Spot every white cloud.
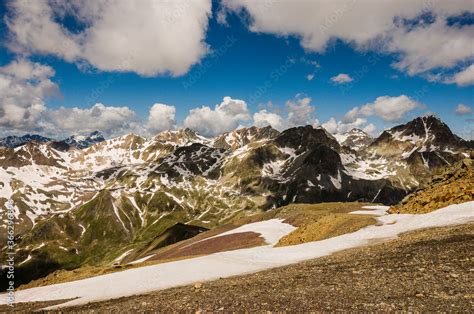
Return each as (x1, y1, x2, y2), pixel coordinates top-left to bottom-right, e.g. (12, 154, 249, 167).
(330, 73, 353, 84)
(286, 96, 317, 127)
(146, 103, 177, 134)
(344, 95, 421, 122)
(321, 117, 338, 134)
(6, 0, 212, 77)
(0, 58, 55, 80)
(253, 109, 285, 130)
(306, 73, 314, 81)
(388, 20, 474, 75)
(455, 103, 472, 115)
(449, 64, 474, 87)
(47, 103, 138, 137)
(252, 95, 318, 130)
(0, 59, 58, 132)
(0, 59, 171, 137)
(323, 95, 420, 136)
(183, 96, 251, 136)
(362, 123, 376, 135)
(222, 0, 473, 80)
(5, 1, 81, 61)
(322, 117, 370, 135)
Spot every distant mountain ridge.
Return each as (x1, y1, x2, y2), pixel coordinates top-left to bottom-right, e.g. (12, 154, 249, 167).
(0, 134, 51, 148)
(0, 131, 105, 149)
(335, 128, 374, 151)
(63, 131, 106, 149)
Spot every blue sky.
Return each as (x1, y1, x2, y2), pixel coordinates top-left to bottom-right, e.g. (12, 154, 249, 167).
(0, 0, 472, 139)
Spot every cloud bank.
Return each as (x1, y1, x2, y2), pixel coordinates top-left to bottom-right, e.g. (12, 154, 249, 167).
(222, 0, 474, 85)
(6, 0, 212, 76)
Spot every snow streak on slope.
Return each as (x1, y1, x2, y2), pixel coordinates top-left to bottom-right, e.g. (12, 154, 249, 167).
(190, 219, 296, 246)
(2, 201, 472, 309)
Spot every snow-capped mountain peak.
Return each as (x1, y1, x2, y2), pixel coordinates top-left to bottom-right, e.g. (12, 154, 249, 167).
(334, 128, 374, 151)
(214, 126, 280, 150)
(0, 134, 51, 148)
(64, 131, 106, 149)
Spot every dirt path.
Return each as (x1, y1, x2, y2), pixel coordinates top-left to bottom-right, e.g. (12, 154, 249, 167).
(4, 223, 473, 312)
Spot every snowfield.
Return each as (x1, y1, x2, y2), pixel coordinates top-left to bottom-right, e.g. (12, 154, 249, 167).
(349, 205, 389, 216)
(186, 219, 296, 247)
(1, 201, 473, 309)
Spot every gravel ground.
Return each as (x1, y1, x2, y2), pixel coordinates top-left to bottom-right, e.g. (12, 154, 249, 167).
(4, 223, 473, 312)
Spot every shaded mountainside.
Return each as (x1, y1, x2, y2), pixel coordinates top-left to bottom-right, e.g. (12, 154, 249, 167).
(390, 156, 474, 214)
(0, 116, 470, 289)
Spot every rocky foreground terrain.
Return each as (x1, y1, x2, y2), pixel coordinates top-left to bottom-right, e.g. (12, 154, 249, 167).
(4, 223, 472, 312)
(391, 156, 474, 214)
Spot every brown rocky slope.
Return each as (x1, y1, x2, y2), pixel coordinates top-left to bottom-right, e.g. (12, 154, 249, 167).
(390, 155, 473, 214)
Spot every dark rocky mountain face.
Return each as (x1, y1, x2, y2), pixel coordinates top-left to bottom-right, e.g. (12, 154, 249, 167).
(370, 115, 465, 155)
(0, 118, 470, 289)
(275, 125, 341, 153)
(365, 115, 469, 186)
(63, 131, 106, 149)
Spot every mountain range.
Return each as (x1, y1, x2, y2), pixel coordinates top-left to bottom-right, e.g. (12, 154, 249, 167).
(0, 131, 105, 149)
(0, 115, 471, 289)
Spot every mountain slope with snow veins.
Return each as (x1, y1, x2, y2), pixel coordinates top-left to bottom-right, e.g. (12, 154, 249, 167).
(0, 115, 471, 289)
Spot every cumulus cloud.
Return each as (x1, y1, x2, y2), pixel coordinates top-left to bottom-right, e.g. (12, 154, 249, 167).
(183, 96, 251, 136)
(0, 58, 56, 80)
(448, 64, 474, 87)
(0, 59, 167, 137)
(5, 1, 81, 61)
(330, 73, 353, 84)
(322, 117, 373, 135)
(322, 95, 421, 136)
(6, 0, 212, 76)
(455, 104, 472, 115)
(47, 103, 138, 137)
(388, 20, 474, 75)
(146, 103, 177, 134)
(362, 123, 376, 135)
(253, 109, 285, 130)
(344, 95, 421, 122)
(286, 96, 317, 127)
(306, 73, 315, 81)
(222, 0, 473, 80)
(0, 59, 58, 133)
(252, 95, 318, 131)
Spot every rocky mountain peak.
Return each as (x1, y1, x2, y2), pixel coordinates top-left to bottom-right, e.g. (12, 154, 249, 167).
(348, 128, 370, 136)
(0, 141, 66, 169)
(0, 134, 52, 148)
(214, 126, 280, 150)
(64, 131, 105, 149)
(335, 128, 374, 151)
(153, 128, 210, 146)
(275, 125, 340, 152)
(369, 115, 466, 158)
